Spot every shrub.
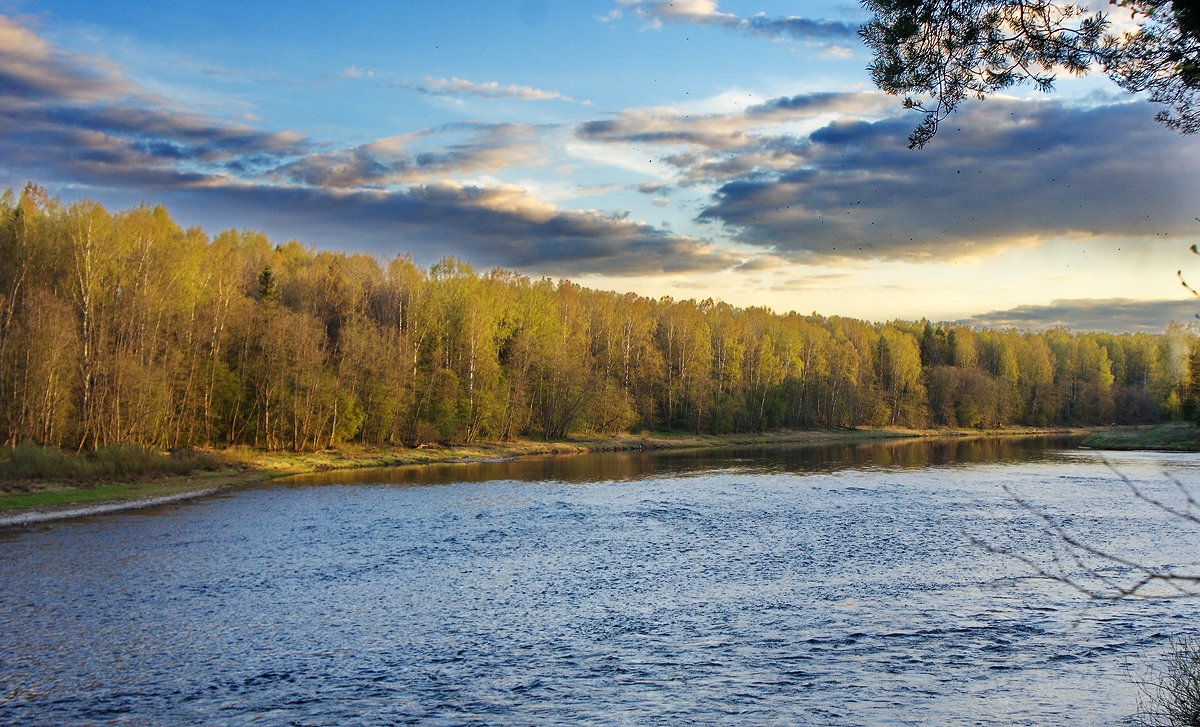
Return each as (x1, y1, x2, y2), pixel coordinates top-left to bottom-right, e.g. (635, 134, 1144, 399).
(166, 447, 223, 474)
(0, 442, 226, 481)
(0, 441, 81, 479)
(92, 443, 160, 477)
(1137, 637, 1200, 727)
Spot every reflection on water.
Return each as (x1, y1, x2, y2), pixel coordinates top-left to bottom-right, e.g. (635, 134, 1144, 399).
(280, 434, 1085, 487)
(0, 435, 1195, 727)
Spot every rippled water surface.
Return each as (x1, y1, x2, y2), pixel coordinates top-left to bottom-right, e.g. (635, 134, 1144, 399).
(2, 438, 1199, 725)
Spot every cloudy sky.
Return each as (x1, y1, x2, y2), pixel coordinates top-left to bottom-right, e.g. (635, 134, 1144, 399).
(2, 0, 1199, 332)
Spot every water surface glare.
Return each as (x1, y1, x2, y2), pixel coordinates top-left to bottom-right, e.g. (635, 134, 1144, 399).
(1, 438, 1198, 725)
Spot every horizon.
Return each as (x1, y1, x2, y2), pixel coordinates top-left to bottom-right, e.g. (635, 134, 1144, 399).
(2, 1, 1199, 332)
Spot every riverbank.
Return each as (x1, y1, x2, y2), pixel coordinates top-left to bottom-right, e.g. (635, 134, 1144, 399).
(0, 427, 1075, 526)
(1079, 422, 1200, 451)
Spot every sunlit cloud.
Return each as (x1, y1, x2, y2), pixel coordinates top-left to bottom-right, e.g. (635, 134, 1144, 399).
(635, 0, 738, 26)
(0, 15, 134, 103)
(275, 124, 549, 188)
(401, 76, 581, 103)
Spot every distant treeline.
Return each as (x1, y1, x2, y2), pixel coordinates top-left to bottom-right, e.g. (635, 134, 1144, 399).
(2, 184, 1198, 451)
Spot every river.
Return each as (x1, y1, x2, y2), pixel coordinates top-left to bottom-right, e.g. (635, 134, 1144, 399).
(1, 437, 1197, 725)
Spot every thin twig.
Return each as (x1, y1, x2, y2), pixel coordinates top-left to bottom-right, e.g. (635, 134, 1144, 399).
(970, 479, 1200, 600)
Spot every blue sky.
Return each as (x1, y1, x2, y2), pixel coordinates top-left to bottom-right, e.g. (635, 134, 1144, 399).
(3, 0, 1200, 331)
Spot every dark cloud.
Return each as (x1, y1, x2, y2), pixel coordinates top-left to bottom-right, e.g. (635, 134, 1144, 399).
(577, 89, 1200, 264)
(742, 16, 860, 42)
(629, 1, 859, 43)
(697, 100, 1200, 261)
(957, 298, 1200, 333)
(161, 182, 743, 276)
(745, 92, 888, 118)
(578, 113, 751, 151)
(637, 181, 670, 194)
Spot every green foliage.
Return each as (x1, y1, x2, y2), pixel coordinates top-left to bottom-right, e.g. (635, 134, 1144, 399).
(0, 188, 1195, 451)
(861, 0, 1199, 146)
(861, 0, 1106, 147)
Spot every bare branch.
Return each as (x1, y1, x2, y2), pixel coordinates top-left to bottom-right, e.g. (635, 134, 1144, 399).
(970, 480, 1200, 600)
(1104, 460, 1200, 526)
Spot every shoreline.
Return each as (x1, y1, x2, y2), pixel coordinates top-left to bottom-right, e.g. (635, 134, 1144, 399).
(0, 486, 227, 528)
(0, 427, 1083, 528)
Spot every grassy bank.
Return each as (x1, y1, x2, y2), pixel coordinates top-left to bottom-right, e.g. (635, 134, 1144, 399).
(1080, 422, 1200, 451)
(0, 427, 1064, 517)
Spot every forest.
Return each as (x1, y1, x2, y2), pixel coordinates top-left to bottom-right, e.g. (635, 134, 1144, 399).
(1, 183, 1197, 452)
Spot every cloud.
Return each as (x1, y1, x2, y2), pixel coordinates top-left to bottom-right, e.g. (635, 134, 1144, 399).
(0, 15, 134, 103)
(635, 0, 738, 26)
(577, 92, 893, 182)
(733, 254, 790, 273)
(579, 85, 1200, 265)
(337, 65, 375, 79)
(958, 298, 1200, 333)
(0, 15, 740, 279)
(696, 99, 1200, 262)
(0, 15, 308, 189)
(765, 272, 858, 291)
(742, 14, 862, 42)
(625, 0, 860, 42)
(174, 182, 744, 276)
(401, 76, 578, 102)
(275, 124, 549, 188)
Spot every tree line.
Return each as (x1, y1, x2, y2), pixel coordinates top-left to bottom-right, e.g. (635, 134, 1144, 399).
(1, 184, 1197, 452)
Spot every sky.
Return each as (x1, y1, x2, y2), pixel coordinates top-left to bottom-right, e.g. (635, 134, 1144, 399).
(2, 0, 1199, 332)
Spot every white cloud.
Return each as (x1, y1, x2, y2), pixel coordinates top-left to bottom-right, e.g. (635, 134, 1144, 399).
(403, 76, 577, 102)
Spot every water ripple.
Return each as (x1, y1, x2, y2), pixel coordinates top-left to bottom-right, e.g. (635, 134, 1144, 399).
(0, 440, 1197, 725)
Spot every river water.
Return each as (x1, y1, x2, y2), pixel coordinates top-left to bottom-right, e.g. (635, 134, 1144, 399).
(1, 437, 1198, 725)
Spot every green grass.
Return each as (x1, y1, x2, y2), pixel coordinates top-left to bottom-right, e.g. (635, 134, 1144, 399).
(0, 443, 242, 514)
(1081, 423, 1200, 451)
(0, 469, 251, 511)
